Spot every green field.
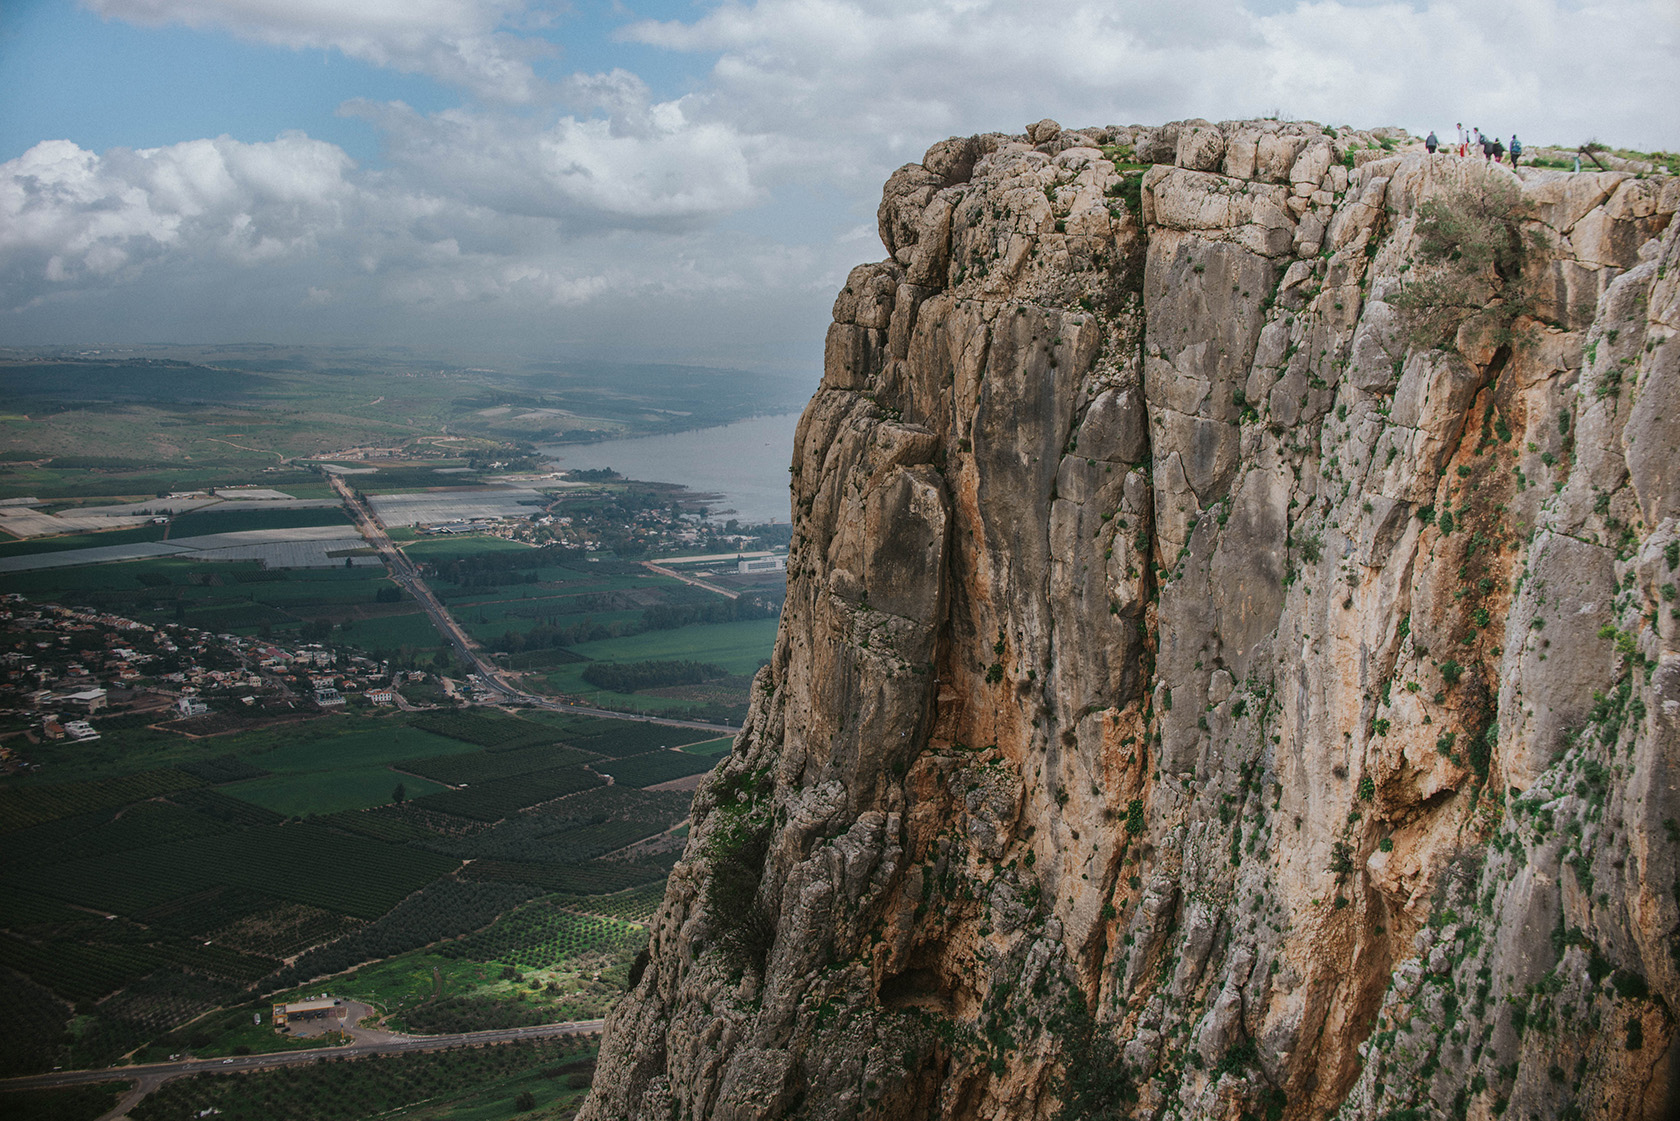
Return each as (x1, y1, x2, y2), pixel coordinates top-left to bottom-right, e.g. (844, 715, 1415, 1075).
(0, 523, 170, 558)
(224, 766, 450, 816)
(0, 700, 694, 1076)
(0, 346, 804, 1086)
(534, 616, 777, 717)
(242, 722, 480, 777)
(5, 823, 461, 918)
(518, 713, 716, 756)
(396, 743, 595, 786)
(0, 556, 424, 651)
(124, 1036, 598, 1121)
(0, 1082, 127, 1121)
(681, 736, 735, 756)
(564, 616, 778, 673)
(594, 750, 715, 788)
(559, 882, 670, 924)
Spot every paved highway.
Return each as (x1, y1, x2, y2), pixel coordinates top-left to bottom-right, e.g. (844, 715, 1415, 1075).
(329, 475, 738, 737)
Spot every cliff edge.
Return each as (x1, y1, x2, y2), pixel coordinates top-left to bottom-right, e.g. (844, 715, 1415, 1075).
(581, 117, 1680, 1121)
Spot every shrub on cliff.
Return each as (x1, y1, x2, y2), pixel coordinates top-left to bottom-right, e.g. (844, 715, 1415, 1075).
(1392, 172, 1545, 346)
(702, 766, 776, 976)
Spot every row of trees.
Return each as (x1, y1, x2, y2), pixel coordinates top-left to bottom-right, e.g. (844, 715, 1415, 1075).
(579, 659, 730, 693)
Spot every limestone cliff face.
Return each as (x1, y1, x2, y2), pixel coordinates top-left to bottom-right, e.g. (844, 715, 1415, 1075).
(581, 119, 1680, 1121)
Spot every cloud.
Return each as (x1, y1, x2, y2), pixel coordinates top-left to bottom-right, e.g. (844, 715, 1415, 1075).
(345, 75, 765, 228)
(0, 133, 358, 293)
(624, 0, 1680, 160)
(0, 130, 833, 366)
(10, 0, 1677, 366)
(82, 0, 551, 102)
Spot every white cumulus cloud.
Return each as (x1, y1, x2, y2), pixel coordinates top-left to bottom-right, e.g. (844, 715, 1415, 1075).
(346, 74, 765, 229)
(8, 0, 1676, 364)
(82, 0, 551, 102)
(0, 132, 358, 294)
(624, 0, 1680, 165)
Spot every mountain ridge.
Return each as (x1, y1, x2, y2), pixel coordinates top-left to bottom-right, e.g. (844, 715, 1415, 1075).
(581, 117, 1679, 1121)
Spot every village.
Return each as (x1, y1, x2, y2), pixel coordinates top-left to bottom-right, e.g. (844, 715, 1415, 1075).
(0, 595, 440, 768)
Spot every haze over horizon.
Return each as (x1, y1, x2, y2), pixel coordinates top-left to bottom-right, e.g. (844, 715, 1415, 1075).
(3, 0, 1676, 374)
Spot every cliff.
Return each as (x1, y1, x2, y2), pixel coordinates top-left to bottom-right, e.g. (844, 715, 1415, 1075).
(581, 118, 1680, 1121)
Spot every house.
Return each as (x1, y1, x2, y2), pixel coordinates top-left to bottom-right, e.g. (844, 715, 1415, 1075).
(177, 695, 209, 717)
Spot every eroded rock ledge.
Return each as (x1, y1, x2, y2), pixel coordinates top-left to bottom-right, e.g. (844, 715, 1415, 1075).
(581, 118, 1679, 1121)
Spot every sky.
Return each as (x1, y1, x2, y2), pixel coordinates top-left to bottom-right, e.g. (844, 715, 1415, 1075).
(1, 0, 1676, 375)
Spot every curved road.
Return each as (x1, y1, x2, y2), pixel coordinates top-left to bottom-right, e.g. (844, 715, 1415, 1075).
(329, 475, 737, 736)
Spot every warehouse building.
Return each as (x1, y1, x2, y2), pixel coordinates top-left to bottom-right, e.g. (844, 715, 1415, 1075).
(272, 997, 343, 1030)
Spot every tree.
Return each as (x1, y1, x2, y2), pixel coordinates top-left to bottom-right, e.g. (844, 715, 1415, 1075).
(1391, 170, 1545, 347)
(392, 782, 406, 804)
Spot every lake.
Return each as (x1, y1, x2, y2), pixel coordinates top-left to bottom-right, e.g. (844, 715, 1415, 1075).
(541, 411, 804, 524)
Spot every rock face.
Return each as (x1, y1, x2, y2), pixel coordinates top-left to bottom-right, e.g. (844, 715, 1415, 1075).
(581, 119, 1680, 1121)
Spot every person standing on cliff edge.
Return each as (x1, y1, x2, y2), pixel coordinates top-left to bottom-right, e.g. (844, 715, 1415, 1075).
(1456, 122, 1466, 155)
(1509, 135, 1522, 166)
(1426, 130, 1439, 154)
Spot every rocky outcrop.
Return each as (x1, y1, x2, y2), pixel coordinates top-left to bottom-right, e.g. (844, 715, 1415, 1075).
(581, 119, 1679, 1121)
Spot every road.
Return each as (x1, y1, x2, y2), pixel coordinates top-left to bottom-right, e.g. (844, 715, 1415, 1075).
(329, 475, 739, 737)
(1, 1018, 605, 1103)
(641, 560, 740, 600)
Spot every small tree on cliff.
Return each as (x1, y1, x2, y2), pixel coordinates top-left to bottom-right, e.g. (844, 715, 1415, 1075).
(1391, 170, 1545, 348)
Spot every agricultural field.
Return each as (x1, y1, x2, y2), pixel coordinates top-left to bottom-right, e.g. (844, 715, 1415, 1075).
(558, 882, 670, 924)
(0, 707, 704, 1076)
(533, 616, 778, 723)
(0, 1082, 128, 1121)
(122, 1036, 599, 1121)
(593, 750, 716, 788)
(0, 554, 422, 655)
(0, 348, 792, 1088)
(681, 736, 736, 757)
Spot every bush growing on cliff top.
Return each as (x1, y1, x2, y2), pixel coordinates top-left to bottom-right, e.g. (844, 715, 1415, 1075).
(1392, 172, 1545, 346)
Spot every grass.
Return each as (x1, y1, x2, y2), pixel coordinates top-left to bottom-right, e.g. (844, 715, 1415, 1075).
(535, 616, 777, 714)
(5, 822, 460, 919)
(593, 751, 714, 788)
(561, 616, 777, 673)
(518, 713, 714, 755)
(245, 722, 480, 776)
(224, 766, 450, 816)
(680, 736, 734, 757)
(132, 1000, 348, 1063)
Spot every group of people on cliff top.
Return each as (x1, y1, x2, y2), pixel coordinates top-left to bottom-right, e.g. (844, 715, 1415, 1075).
(1423, 123, 1522, 166)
